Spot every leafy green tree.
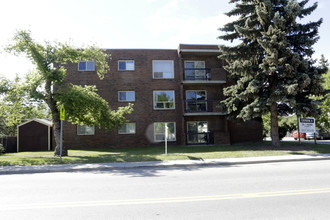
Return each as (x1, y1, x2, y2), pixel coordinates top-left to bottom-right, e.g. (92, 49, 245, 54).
(218, 0, 327, 147)
(0, 75, 49, 137)
(6, 30, 133, 156)
(317, 68, 330, 131)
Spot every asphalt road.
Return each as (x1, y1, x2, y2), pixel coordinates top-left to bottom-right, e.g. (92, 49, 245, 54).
(2, 160, 330, 219)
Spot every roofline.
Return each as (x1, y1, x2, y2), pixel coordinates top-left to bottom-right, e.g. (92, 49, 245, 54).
(179, 49, 221, 53)
(18, 118, 53, 128)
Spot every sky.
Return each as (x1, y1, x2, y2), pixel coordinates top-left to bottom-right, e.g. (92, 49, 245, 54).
(1, 0, 329, 79)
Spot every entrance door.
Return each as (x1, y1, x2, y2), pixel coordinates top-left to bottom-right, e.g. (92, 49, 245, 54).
(187, 121, 208, 144)
(185, 61, 205, 80)
(186, 90, 207, 112)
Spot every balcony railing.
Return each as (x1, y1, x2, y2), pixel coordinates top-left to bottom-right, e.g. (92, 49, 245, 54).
(187, 131, 214, 145)
(185, 100, 213, 113)
(184, 68, 211, 81)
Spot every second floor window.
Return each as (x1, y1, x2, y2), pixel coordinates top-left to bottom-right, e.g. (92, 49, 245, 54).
(153, 60, 174, 79)
(153, 91, 175, 109)
(78, 61, 95, 71)
(118, 60, 135, 71)
(118, 91, 135, 102)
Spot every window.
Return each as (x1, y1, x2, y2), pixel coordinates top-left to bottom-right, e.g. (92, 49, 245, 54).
(78, 61, 95, 71)
(184, 61, 206, 80)
(119, 123, 136, 134)
(187, 121, 208, 144)
(153, 60, 174, 79)
(118, 91, 135, 102)
(153, 91, 175, 109)
(77, 125, 95, 135)
(186, 90, 207, 112)
(154, 122, 176, 142)
(118, 60, 135, 71)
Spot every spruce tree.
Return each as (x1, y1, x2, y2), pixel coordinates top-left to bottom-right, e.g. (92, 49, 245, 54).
(218, 0, 327, 147)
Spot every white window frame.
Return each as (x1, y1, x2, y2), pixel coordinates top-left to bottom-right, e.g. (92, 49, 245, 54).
(118, 60, 135, 71)
(118, 91, 135, 102)
(118, 123, 136, 134)
(78, 61, 95, 71)
(153, 90, 175, 110)
(77, 125, 95, 135)
(154, 122, 176, 142)
(152, 60, 174, 79)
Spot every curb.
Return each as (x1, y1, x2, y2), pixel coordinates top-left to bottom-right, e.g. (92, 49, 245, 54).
(1, 154, 330, 175)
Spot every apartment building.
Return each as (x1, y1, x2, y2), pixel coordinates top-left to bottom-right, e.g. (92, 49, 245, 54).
(63, 44, 263, 148)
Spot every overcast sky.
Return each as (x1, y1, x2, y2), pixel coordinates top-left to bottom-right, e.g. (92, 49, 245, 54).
(1, 0, 329, 79)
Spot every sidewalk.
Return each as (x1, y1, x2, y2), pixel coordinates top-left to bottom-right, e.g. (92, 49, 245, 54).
(2, 153, 330, 175)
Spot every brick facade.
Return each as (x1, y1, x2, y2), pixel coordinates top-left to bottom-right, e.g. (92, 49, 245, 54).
(63, 44, 263, 149)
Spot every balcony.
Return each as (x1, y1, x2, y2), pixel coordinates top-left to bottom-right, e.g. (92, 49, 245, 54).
(187, 131, 214, 145)
(183, 68, 226, 84)
(184, 100, 226, 116)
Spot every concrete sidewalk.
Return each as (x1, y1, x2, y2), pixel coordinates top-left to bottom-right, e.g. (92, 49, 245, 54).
(1, 153, 330, 175)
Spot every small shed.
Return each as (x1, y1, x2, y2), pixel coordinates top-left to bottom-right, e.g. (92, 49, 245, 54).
(17, 118, 53, 152)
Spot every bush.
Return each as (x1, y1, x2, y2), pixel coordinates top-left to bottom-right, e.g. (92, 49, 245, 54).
(0, 143, 5, 155)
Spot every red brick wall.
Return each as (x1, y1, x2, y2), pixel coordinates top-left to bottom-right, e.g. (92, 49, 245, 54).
(63, 49, 184, 148)
(62, 45, 263, 149)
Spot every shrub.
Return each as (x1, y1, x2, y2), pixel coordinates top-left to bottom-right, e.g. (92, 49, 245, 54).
(0, 143, 5, 155)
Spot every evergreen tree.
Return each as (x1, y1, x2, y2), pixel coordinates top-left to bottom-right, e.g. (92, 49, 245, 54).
(218, 0, 327, 146)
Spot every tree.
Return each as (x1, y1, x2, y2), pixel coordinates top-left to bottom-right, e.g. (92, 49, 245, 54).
(218, 0, 327, 147)
(0, 75, 49, 137)
(316, 68, 330, 130)
(6, 30, 133, 156)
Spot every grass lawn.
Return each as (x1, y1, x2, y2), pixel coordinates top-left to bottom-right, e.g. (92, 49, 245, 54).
(1, 141, 330, 166)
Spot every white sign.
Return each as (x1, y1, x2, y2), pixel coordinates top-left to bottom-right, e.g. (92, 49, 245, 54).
(299, 117, 316, 133)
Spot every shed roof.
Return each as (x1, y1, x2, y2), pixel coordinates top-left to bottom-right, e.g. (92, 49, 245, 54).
(18, 118, 53, 128)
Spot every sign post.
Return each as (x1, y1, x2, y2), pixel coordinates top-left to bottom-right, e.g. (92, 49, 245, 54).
(60, 105, 65, 163)
(165, 123, 168, 155)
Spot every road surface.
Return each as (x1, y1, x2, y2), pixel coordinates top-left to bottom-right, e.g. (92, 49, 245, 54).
(2, 160, 330, 219)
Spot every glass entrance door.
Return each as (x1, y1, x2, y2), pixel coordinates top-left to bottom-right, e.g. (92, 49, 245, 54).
(187, 121, 208, 144)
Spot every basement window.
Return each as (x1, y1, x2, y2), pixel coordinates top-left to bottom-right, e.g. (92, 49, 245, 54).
(77, 125, 95, 135)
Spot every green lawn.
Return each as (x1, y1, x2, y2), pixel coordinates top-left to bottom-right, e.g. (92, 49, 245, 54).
(1, 141, 330, 166)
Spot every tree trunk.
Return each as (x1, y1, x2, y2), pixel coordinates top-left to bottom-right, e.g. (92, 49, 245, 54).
(53, 115, 68, 156)
(45, 80, 68, 156)
(270, 102, 281, 147)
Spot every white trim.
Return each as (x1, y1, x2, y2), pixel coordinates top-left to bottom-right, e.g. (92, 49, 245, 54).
(153, 90, 175, 110)
(48, 126, 51, 151)
(118, 60, 135, 71)
(118, 123, 136, 134)
(183, 80, 226, 84)
(17, 126, 19, 152)
(152, 60, 174, 79)
(17, 118, 53, 128)
(118, 91, 135, 102)
(180, 49, 220, 53)
(154, 122, 176, 142)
